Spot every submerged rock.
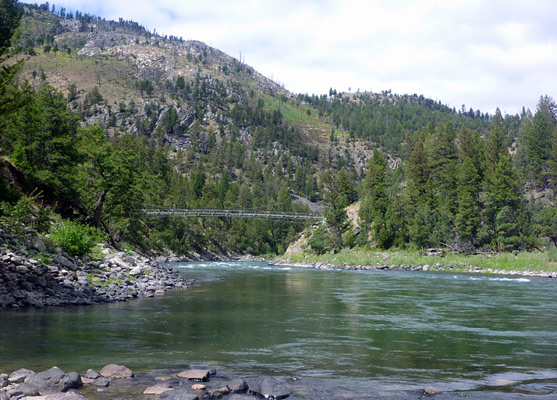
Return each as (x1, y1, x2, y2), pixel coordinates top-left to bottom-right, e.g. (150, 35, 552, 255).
(144, 385, 174, 395)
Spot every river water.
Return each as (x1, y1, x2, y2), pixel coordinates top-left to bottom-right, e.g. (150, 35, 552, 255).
(1, 261, 557, 398)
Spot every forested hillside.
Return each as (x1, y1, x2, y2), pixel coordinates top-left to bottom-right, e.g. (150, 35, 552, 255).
(1, 0, 556, 258)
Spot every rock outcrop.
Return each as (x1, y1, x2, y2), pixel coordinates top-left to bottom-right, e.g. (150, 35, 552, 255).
(0, 228, 193, 310)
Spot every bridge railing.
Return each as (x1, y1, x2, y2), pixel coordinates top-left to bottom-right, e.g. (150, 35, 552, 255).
(141, 208, 324, 221)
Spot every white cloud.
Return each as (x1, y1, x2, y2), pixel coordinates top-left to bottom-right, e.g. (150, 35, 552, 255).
(51, 0, 557, 114)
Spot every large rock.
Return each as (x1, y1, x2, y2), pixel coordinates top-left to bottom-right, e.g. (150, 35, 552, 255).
(52, 255, 76, 271)
(227, 378, 248, 393)
(21, 391, 88, 399)
(99, 364, 134, 378)
(0, 373, 8, 388)
(8, 382, 41, 397)
(249, 376, 290, 399)
(176, 369, 210, 381)
(155, 389, 199, 400)
(25, 367, 81, 395)
(8, 368, 35, 384)
(228, 395, 259, 400)
(83, 369, 100, 380)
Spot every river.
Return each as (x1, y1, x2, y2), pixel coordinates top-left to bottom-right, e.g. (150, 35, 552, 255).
(1, 261, 557, 398)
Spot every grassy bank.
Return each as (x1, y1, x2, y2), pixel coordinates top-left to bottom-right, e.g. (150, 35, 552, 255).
(283, 247, 557, 274)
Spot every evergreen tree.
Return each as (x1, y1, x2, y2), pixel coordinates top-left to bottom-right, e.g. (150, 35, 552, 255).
(483, 153, 525, 248)
(359, 150, 393, 248)
(428, 122, 457, 211)
(526, 108, 553, 188)
(485, 108, 507, 172)
(455, 157, 480, 248)
(406, 139, 430, 205)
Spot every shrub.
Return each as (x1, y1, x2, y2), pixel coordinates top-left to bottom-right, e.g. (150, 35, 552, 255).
(0, 198, 31, 233)
(49, 219, 104, 256)
(308, 225, 332, 255)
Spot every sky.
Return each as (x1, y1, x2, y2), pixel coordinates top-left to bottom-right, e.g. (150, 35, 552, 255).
(47, 0, 557, 115)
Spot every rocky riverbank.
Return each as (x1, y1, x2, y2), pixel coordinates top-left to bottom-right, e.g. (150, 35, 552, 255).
(0, 228, 193, 310)
(1, 363, 448, 400)
(0, 364, 297, 400)
(271, 259, 557, 278)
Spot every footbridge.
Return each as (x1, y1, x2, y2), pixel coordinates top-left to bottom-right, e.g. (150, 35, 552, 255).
(141, 208, 324, 222)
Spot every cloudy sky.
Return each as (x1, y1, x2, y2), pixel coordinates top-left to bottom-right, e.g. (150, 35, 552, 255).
(48, 0, 557, 115)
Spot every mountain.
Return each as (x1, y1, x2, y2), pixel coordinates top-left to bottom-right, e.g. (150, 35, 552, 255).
(3, 2, 553, 257)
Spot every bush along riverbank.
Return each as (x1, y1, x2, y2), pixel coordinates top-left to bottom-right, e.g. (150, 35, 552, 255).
(0, 228, 193, 310)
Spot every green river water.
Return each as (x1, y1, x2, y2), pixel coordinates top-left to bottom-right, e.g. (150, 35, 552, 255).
(1, 261, 557, 398)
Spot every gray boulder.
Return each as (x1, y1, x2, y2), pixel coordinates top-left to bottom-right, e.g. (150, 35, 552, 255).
(155, 389, 199, 400)
(91, 377, 109, 387)
(83, 369, 100, 380)
(22, 391, 88, 399)
(9, 368, 35, 384)
(25, 367, 81, 395)
(8, 382, 40, 397)
(52, 255, 76, 270)
(0, 373, 8, 388)
(249, 376, 290, 399)
(227, 378, 248, 393)
(228, 395, 259, 400)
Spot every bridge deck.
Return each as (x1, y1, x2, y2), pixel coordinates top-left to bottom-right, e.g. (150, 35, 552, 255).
(142, 208, 323, 221)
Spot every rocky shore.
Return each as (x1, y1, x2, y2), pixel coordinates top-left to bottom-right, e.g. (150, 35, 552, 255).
(0, 364, 299, 400)
(0, 228, 193, 310)
(0, 364, 448, 400)
(271, 259, 557, 278)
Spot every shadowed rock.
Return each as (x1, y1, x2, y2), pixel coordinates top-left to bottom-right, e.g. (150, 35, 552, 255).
(8, 368, 35, 384)
(249, 376, 290, 399)
(155, 388, 199, 400)
(227, 378, 248, 393)
(25, 367, 81, 395)
(228, 395, 259, 400)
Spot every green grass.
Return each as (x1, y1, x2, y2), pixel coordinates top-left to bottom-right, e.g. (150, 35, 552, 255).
(284, 247, 557, 274)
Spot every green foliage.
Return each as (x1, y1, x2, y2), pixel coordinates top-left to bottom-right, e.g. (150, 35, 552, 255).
(0, 0, 23, 56)
(0, 197, 31, 233)
(308, 225, 333, 255)
(49, 218, 104, 256)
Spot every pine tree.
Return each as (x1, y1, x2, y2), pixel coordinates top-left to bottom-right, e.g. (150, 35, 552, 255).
(428, 122, 457, 211)
(526, 109, 553, 188)
(457, 126, 484, 179)
(359, 150, 392, 248)
(406, 139, 430, 205)
(483, 152, 524, 248)
(455, 157, 480, 247)
(485, 108, 507, 172)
